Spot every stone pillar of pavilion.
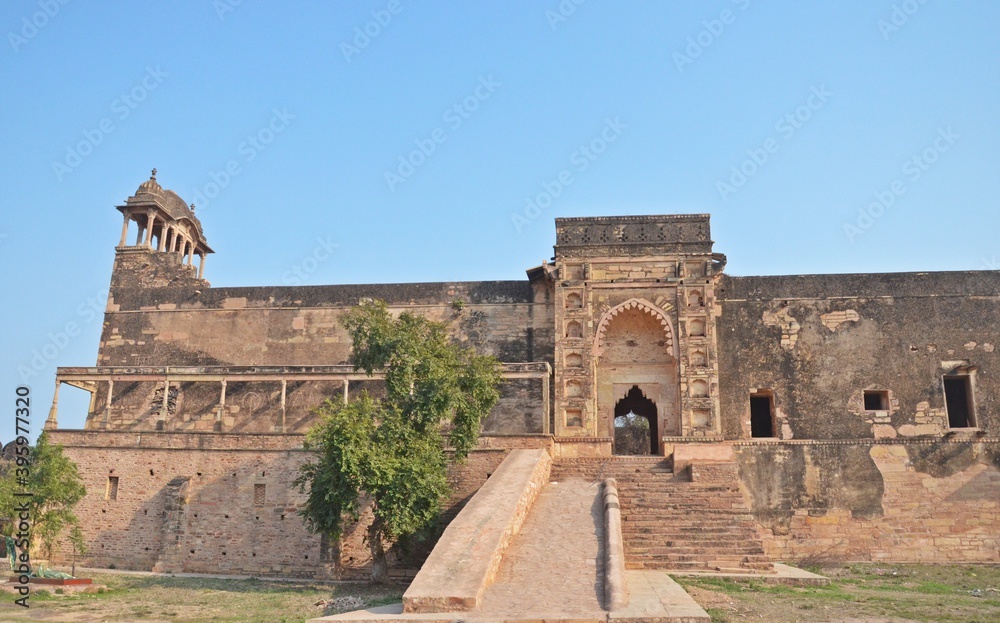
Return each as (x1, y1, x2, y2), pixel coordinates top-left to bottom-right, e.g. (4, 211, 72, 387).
(112, 169, 214, 287)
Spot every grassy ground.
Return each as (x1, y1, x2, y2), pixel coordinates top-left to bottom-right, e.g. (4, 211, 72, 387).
(676, 564, 1000, 623)
(2, 565, 997, 623)
(0, 574, 404, 623)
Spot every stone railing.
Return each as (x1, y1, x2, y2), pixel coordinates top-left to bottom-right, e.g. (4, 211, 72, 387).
(46, 362, 552, 434)
(603, 477, 628, 610)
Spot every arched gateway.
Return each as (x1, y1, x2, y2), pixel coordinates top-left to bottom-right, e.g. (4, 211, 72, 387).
(594, 299, 680, 454)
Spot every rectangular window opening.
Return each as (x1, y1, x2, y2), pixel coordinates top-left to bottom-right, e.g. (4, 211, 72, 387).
(106, 476, 119, 501)
(944, 375, 976, 428)
(750, 393, 775, 438)
(253, 483, 266, 506)
(863, 390, 889, 411)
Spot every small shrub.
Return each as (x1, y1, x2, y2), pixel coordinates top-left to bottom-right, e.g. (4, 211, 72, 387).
(796, 541, 847, 570)
(323, 595, 367, 615)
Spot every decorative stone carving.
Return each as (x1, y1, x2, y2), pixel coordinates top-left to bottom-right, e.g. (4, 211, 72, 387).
(594, 298, 675, 358)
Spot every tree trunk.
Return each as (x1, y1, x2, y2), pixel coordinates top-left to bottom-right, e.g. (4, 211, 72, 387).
(368, 518, 389, 584)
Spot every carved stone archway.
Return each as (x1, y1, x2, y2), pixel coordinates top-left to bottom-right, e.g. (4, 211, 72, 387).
(593, 298, 678, 359)
(594, 298, 680, 453)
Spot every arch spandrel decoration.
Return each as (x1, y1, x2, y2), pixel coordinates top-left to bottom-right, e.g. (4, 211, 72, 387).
(593, 298, 678, 359)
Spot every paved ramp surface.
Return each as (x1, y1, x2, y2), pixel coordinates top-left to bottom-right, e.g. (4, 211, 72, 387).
(477, 477, 606, 617)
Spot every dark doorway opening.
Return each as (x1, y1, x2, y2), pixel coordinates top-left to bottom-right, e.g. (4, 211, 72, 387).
(750, 393, 775, 438)
(614, 386, 658, 455)
(944, 375, 975, 428)
(863, 390, 889, 411)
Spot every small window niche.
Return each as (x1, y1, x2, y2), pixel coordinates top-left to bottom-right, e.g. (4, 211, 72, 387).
(749, 391, 775, 438)
(863, 390, 889, 412)
(253, 483, 266, 507)
(943, 374, 976, 428)
(106, 476, 120, 501)
(565, 408, 584, 428)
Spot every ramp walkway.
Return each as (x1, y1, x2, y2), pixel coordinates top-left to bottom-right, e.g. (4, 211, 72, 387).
(311, 452, 835, 623)
(477, 477, 606, 617)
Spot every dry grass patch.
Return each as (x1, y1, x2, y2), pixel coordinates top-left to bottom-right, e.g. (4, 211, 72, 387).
(676, 564, 1000, 623)
(0, 573, 404, 623)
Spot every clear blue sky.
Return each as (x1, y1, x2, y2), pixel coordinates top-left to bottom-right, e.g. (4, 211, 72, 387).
(2, 1, 998, 439)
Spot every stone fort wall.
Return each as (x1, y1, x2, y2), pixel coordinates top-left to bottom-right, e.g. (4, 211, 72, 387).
(90, 251, 555, 435)
(48, 430, 550, 578)
(43, 202, 1000, 574)
(716, 270, 1000, 563)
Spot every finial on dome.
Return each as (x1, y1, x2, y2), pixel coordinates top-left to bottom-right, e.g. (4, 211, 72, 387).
(190, 203, 196, 212)
(151, 168, 157, 180)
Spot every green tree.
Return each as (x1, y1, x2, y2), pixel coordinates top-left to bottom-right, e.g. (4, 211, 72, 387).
(0, 432, 87, 560)
(296, 299, 502, 582)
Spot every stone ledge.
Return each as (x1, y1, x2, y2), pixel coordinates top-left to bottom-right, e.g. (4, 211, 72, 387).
(402, 448, 552, 613)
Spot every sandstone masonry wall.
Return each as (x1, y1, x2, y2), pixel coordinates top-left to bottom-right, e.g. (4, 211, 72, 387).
(48, 430, 510, 579)
(733, 441, 1000, 563)
(717, 271, 1000, 440)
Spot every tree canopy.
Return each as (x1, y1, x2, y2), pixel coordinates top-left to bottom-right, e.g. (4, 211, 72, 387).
(295, 299, 502, 582)
(0, 432, 87, 560)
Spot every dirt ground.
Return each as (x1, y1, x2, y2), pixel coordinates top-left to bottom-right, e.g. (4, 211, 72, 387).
(0, 574, 404, 623)
(675, 563, 1000, 623)
(0, 564, 997, 623)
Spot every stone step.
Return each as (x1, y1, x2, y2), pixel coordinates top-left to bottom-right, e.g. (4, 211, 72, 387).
(620, 502, 750, 510)
(622, 518, 756, 527)
(619, 490, 744, 498)
(628, 556, 773, 569)
(626, 547, 766, 558)
(624, 535, 763, 546)
(622, 512, 750, 519)
(626, 560, 713, 570)
(629, 506, 746, 514)
(552, 458, 775, 576)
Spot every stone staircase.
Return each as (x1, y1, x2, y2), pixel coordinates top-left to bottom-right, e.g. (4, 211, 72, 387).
(551, 457, 774, 574)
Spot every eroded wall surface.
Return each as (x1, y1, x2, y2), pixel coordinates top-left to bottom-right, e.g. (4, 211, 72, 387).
(734, 441, 1000, 562)
(717, 271, 1000, 440)
(718, 271, 1000, 562)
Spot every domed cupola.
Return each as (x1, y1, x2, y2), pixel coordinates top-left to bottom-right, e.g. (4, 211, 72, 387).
(116, 169, 214, 279)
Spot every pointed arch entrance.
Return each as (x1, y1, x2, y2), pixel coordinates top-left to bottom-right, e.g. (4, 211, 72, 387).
(614, 386, 658, 455)
(594, 298, 680, 455)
